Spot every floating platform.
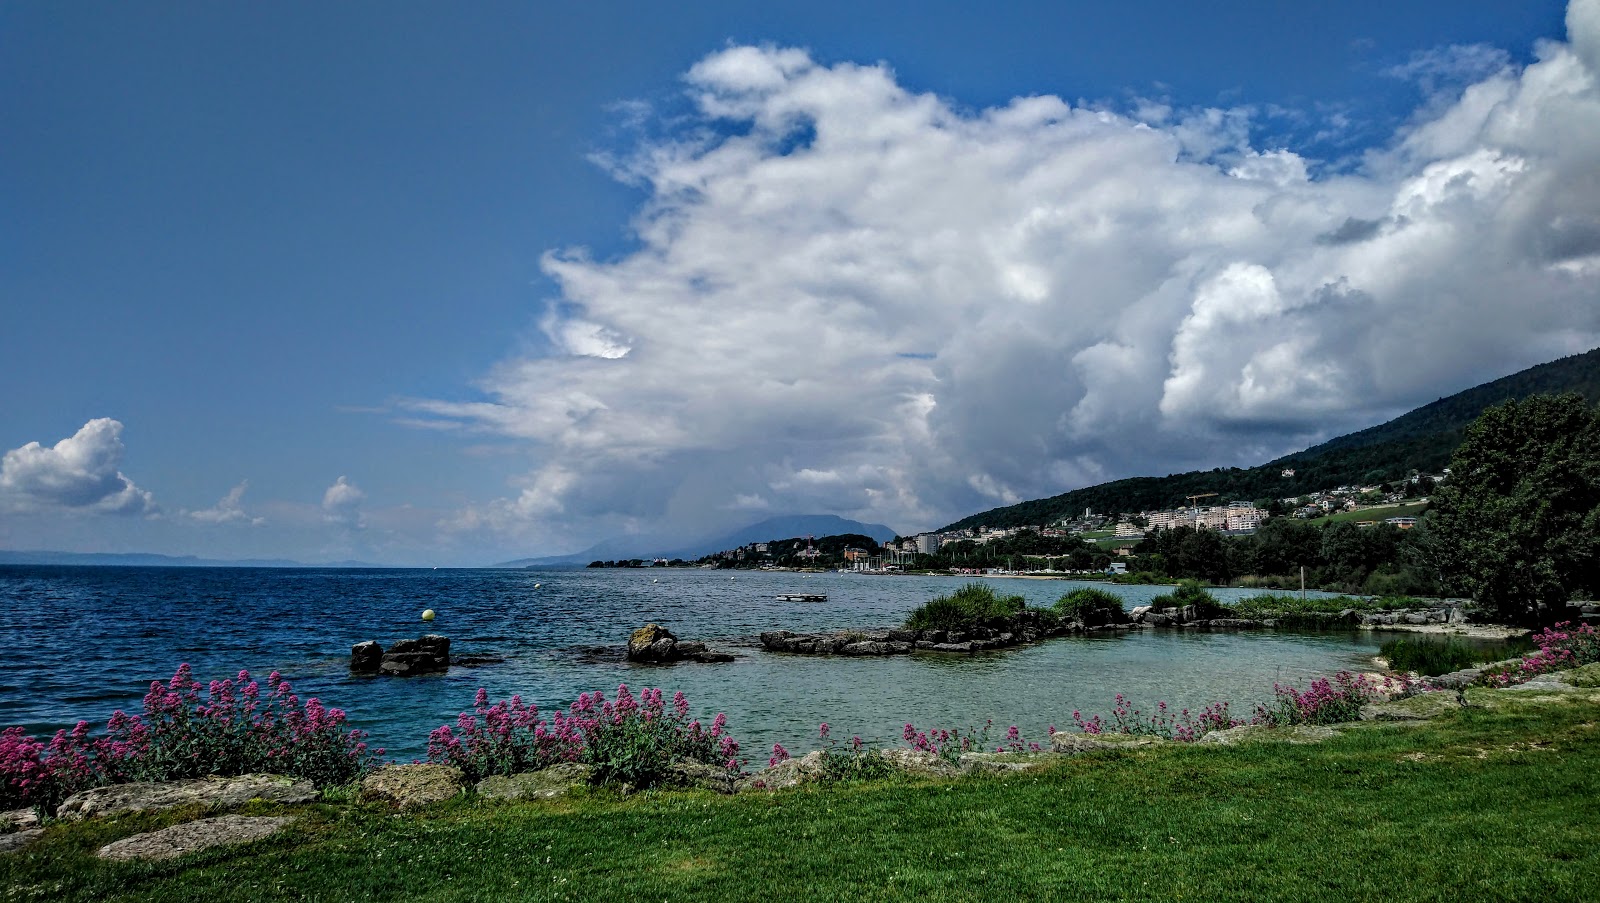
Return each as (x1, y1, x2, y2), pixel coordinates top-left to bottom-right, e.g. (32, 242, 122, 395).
(775, 593, 828, 603)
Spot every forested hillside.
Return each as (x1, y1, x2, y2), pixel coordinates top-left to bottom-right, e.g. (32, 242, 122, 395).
(940, 347, 1600, 531)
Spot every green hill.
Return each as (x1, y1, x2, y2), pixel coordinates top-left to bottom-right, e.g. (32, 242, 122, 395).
(939, 346, 1600, 530)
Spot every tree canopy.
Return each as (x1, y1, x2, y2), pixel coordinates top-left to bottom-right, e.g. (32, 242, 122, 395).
(1430, 394, 1600, 624)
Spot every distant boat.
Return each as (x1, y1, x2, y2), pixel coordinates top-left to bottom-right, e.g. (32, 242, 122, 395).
(776, 593, 827, 602)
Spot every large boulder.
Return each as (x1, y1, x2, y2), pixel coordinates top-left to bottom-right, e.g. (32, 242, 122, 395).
(0, 829, 43, 855)
(349, 640, 384, 674)
(476, 763, 594, 801)
(360, 764, 464, 808)
(1197, 724, 1338, 746)
(666, 760, 738, 793)
(876, 748, 962, 777)
(97, 815, 296, 862)
(738, 750, 829, 791)
(58, 773, 315, 821)
(628, 624, 678, 662)
(380, 635, 450, 676)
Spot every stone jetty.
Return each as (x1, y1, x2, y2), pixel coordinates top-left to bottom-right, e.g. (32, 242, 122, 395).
(761, 609, 1082, 656)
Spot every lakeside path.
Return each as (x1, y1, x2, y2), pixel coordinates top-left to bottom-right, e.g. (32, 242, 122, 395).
(7, 685, 1599, 902)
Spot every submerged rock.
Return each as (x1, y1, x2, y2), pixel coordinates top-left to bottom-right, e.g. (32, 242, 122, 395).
(97, 815, 296, 862)
(57, 773, 315, 821)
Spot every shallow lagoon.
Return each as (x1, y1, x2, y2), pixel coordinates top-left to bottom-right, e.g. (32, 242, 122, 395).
(2, 566, 1383, 759)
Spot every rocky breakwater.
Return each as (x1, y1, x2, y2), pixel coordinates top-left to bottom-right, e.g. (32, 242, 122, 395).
(626, 624, 735, 664)
(1129, 604, 1275, 631)
(1129, 601, 1482, 632)
(761, 609, 1086, 657)
(350, 634, 451, 676)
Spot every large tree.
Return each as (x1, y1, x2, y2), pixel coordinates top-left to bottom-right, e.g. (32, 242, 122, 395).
(1430, 394, 1600, 624)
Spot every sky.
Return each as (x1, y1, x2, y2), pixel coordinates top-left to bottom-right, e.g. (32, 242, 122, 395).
(3, 1, 1598, 565)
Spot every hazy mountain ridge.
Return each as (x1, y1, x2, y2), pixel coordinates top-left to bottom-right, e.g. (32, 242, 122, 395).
(940, 346, 1600, 531)
(0, 550, 380, 568)
(496, 514, 900, 567)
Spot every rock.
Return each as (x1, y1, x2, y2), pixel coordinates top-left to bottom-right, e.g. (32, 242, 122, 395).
(360, 764, 464, 808)
(1556, 662, 1600, 688)
(58, 773, 315, 821)
(1428, 667, 1485, 690)
(1359, 691, 1464, 722)
(476, 763, 593, 801)
(887, 629, 917, 643)
(928, 642, 973, 653)
(96, 815, 296, 862)
(451, 655, 507, 667)
(1129, 605, 1152, 620)
(957, 752, 1052, 774)
(739, 750, 828, 791)
(380, 635, 450, 675)
(1205, 618, 1263, 630)
(876, 748, 962, 777)
(349, 640, 383, 674)
(666, 760, 738, 793)
(1050, 732, 1164, 755)
(0, 829, 43, 855)
(1197, 724, 1338, 746)
(1, 808, 39, 832)
(1145, 612, 1175, 627)
(628, 624, 677, 661)
(1500, 675, 1581, 693)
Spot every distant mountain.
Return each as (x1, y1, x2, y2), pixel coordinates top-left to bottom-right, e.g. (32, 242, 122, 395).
(0, 550, 356, 568)
(940, 346, 1600, 531)
(496, 514, 900, 567)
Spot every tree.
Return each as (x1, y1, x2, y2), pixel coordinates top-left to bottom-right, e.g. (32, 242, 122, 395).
(1430, 394, 1600, 625)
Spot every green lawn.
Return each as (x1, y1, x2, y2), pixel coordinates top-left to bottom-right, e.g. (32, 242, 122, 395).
(1306, 501, 1430, 526)
(7, 689, 1599, 902)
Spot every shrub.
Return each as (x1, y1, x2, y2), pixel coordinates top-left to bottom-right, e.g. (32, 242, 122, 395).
(1054, 587, 1127, 625)
(1253, 672, 1399, 726)
(904, 583, 1026, 631)
(1149, 580, 1228, 618)
(1072, 697, 1241, 742)
(428, 684, 740, 790)
(1480, 621, 1600, 686)
(0, 665, 379, 812)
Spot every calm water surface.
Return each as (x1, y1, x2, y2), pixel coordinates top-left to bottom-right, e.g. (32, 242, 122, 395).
(1, 566, 1382, 760)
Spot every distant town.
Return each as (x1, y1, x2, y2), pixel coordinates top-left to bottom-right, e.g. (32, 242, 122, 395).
(584, 470, 1449, 575)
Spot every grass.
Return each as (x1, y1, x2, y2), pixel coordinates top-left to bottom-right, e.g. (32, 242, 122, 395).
(1053, 587, 1125, 623)
(1380, 637, 1534, 676)
(6, 691, 1600, 902)
(1306, 501, 1431, 526)
(1228, 592, 1393, 620)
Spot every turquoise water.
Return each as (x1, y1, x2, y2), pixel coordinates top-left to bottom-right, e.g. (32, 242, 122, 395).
(1, 566, 1381, 760)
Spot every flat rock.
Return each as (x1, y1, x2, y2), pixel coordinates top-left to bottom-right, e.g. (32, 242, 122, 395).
(1556, 662, 1600, 688)
(1500, 675, 1583, 693)
(1360, 691, 1464, 722)
(57, 773, 315, 821)
(360, 764, 464, 808)
(957, 752, 1052, 773)
(877, 748, 962, 776)
(1198, 724, 1338, 746)
(666, 760, 738, 793)
(0, 828, 44, 855)
(1, 808, 39, 832)
(476, 763, 593, 801)
(97, 815, 296, 862)
(1050, 732, 1165, 754)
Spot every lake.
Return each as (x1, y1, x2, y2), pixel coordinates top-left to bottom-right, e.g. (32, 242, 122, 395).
(1, 566, 1383, 761)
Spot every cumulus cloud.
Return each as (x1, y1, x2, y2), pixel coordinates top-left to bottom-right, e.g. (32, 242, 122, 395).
(0, 418, 155, 515)
(322, 476, 365, 529)
(188, 481, 264, 525)
(414, 4, 1600, 544)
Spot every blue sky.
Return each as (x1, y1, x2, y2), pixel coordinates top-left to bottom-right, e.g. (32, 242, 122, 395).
(3, 1, 1595, 564)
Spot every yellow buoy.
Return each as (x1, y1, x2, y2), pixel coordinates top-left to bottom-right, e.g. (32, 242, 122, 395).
(421, 608, 436, 622)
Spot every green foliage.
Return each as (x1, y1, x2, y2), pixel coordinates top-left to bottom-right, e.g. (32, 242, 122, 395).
(1149, 580, 1227, 617)
(903, 583, 1026, 630)
(1379, 637, 1531, 676)
(1228, 593, 1380, 619)
(1430, 394, 1600, 625)
(1053, 587, 1127, 625)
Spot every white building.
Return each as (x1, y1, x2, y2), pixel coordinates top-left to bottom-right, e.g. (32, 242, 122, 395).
(916, 533, 942, 555)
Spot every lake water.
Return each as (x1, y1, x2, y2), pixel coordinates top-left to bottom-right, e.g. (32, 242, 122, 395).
(1, 566, 1383, 761)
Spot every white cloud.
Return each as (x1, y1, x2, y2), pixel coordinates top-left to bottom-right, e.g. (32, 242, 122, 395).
(322, 476, 365, 529)
(0, 418, 155, 515)
(412, 5, 1600, 546)
(188, 481, 264, 526)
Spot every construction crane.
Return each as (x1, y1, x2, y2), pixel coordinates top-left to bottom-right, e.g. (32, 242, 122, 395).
(1186, 492, 1218, 507)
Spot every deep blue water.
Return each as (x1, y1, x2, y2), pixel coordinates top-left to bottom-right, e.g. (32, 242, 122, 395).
(1, 566, 1382, 761)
